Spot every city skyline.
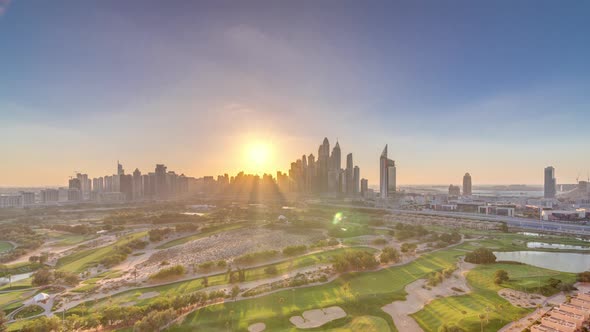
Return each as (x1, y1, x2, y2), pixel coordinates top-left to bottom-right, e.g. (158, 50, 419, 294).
(1, 1, 590, 186)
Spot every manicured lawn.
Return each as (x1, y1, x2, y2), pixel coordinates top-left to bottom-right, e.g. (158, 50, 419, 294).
(411, 262, 575, 332)
(14, 304, 44, 319)
(82, 247, 378, 310)
(54, 234, 98, 246)
(0, 240, 14, 253)
(56, 231, 147, 273)
(326, 315, 391, 331)
(156, 224, 246, 249)
(168, 246, 464, 331)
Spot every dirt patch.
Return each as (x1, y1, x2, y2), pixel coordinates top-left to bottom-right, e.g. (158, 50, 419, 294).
(248, 322, 266, 332)
(498, 288, 546, 308)
(290, 306, 346, 329)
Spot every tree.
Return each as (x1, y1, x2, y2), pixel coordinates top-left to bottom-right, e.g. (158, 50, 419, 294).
(32, 267, 53, 286)
(494, 270, 509, 284)
(231, 285, 240, 301)
(202, 276, 209, 288)
(380, 247, 400, 263)
(0, 311, 7, 332)
(479, 313, 486, 332)
(401, 242, 417, 253)
(264, 265, 278, 275)
(578, 271, 590, 282)
(465, 248, 496, 264)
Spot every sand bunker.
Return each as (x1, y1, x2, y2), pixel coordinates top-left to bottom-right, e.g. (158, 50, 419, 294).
(290, 306, 346, 328)
(137, 291, 159, 300)
(498, 289, 546, 308)
(382, 259, 475, 332)
(248, 322, 266, 332)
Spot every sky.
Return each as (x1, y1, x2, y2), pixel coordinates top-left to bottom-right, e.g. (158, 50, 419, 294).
(1, 0, 589, 187)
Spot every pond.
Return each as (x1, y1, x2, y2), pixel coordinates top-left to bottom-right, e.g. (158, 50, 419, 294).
(526, 242, 590, 250)
(0, 272, 32, 285)
(494, 251, 590, 273)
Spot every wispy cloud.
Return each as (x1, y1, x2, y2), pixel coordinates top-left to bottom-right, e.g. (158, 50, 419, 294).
(0, 0, 12, 16)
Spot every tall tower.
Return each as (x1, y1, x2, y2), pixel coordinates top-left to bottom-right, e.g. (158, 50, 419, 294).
(346, 153, 353, 194)
(353, 166, 360, 194)
(331, 141, 341, 171)
(544, 166, 556, 199)
(380, 145, 396, 199)
(317, 138, 330, 192)
(117, 161, 125, 175)
(463, 173, 472, 196)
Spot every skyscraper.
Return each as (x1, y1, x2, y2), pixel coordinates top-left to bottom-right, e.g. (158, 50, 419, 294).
(132, 168, 142, 200)
(328, 141, 342, 193)
(317, 138, 330, 192)
(155, 164, 168, 199)
(544, 166, 556, 199)
(117, 160, 125, 175)
(353, 166, 360, 194)
(463, 173, 472, 196)
(380, 145, 396, 199)
(360, 178, 368, 197)
(346, 153, 353, 194)
(331, 141, 341, 171)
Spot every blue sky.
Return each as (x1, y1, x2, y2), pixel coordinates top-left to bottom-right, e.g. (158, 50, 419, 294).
(1, 0, 589, 186)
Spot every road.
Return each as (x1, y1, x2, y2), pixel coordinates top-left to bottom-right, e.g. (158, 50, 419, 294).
(388, 208, 590, 235)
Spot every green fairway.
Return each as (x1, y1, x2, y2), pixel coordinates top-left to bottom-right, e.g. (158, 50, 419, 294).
(81, 247, 378, 310)
(54, 234, 98, 246)
(156, 224, 246, 249)
(411, 262, 576, 332)
(56, 231, 147, 273)
(168, 246, 464, 331)
(0, 240, 14, 253)
(326, 315, 391, 331)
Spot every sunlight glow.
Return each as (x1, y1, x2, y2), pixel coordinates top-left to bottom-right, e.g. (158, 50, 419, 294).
(245, 142, 272, 174)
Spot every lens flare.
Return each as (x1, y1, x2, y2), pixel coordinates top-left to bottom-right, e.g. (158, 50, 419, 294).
(332, 212, 343, 225)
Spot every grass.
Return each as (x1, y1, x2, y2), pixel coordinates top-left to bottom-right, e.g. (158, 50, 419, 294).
(155, 224, 246, 249)
(54, 234, 98, 246)
(56, 231, 147, 273)
(411, 262, 576, 332)
(326, 315, 391, 331)
(0, 240, 14, 253)
(81, 247, 378, 310)
(14, 304, 44, 319)
(168, 246, 464, 331)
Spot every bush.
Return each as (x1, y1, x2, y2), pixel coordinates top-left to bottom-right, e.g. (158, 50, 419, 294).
(578, 271, 590, 282)
(464, 248, 496, 264)
(372, 238, 387, 245)
(380, 247, 400, 263)
(282, 245, 307, 256)
(332, 251, 379, 272)
(494, 269, 509, 284)
(264, 265, 278, 275)
(401, 242, 417, 253)
(149, 265, 186, 280)
(32, 267, 53, 286)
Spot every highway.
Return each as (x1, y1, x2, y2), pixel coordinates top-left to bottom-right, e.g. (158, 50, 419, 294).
(388, 208, 590, 236)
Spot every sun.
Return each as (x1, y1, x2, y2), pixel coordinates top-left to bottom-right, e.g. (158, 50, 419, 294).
(246, 142, 272, 173)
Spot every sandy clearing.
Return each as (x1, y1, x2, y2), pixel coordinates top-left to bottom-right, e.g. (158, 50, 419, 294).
(498, 288, 545, 308)
(290, 306, 346, 329)
(248, 322, 266, 332)
(381, 258, 475, 332)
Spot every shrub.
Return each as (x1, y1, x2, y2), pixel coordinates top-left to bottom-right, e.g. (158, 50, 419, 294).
(264, 265, 278, 275)
(282, 245, 307, 256)
(494, 269, 509, 284)
(380, 247, 400, 263)
(464, 248, 496, 264)
(149, 265, 186, 280)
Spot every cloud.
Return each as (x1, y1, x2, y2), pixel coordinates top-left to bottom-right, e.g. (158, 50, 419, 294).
(0, 0, 12, 16)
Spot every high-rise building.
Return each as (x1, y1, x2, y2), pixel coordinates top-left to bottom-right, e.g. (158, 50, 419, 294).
(155, 164, 168, 199)
(20, 191, 35, 206)
(120, 174, 133, 201)
(353, 166, 360, 194)
(117, 160, 125, 175)
(76, 173, 89, 198)
(380, 145, 396, 199)
(328, 142, 341, 193)
(92, 177, 104, 193)
(306, 154, 316, 193)
(40, 189, 59, 203)
(463, 173, 472, 196)
(331, 141, 341, 171)
(132, 168, 142, 200)
(317, 138, 330, 192)
(544, 166, 556, 199)
(361, 178, 368, 197)
(448, 184, 461, 196)
(346, 153, 353, 194)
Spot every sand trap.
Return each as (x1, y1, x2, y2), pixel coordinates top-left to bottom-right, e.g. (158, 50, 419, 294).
(498, 289, 546, 308)
(248, 322, 266, 332)
(290, 306, 346, 328)
(382, 259, 475, 332)
(137, 291, 159, 300)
